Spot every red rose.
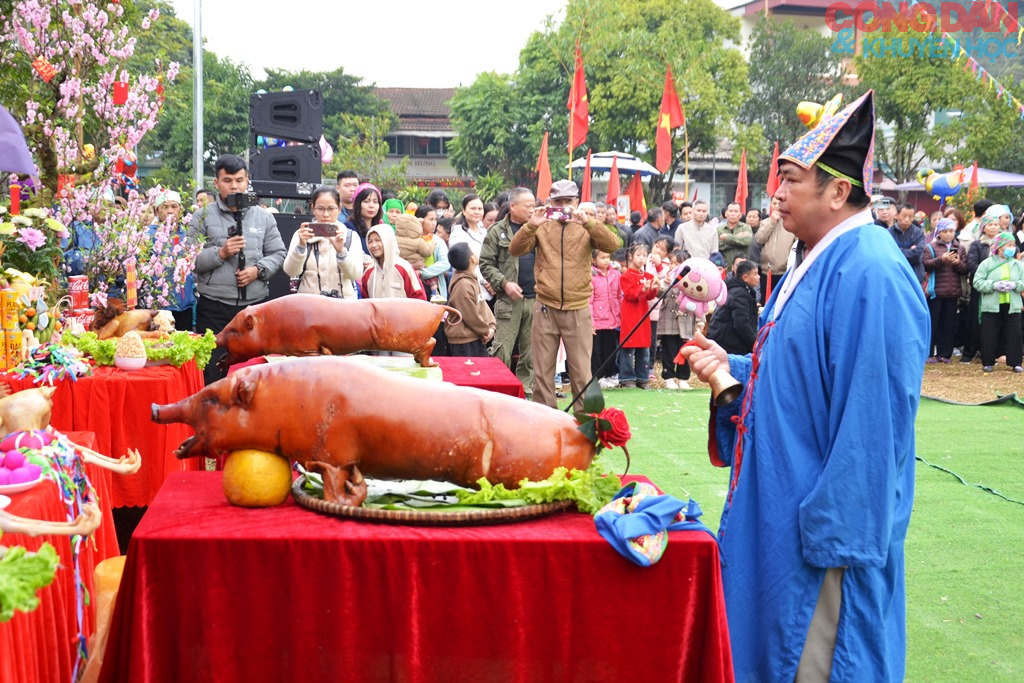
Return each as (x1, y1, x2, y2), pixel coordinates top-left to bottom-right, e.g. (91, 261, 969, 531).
(596, 408, 631, 449)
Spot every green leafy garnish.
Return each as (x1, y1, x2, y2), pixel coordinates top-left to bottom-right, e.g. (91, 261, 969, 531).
(63, 330, 217, 369)
(298, 458, 623, 515)
(456, 457, 623, 514)
(0, 543, 59, 622)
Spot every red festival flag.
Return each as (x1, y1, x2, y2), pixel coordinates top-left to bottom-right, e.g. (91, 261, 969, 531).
(765, 141, 780, 197)
(655, 67, 685, 173)
(735, 149, 749, 210)
(536, 132, 552, 202)
(605, 154, 621, 207)
(968, 160, 979, 200)
(626, 171, 647, 216)
(581, 149, 593, 202)
(567, 43, 588, 154)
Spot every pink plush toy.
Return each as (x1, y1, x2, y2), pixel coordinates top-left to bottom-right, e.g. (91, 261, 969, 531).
(673, 257, 727, 319)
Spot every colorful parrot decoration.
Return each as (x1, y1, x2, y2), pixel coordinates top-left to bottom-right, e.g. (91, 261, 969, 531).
(917, 166, 965, 201)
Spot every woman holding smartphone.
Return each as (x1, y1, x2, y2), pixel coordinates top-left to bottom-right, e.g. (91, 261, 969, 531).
(283, 186, 364, 297)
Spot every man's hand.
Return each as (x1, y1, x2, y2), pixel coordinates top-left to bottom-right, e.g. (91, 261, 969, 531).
(483, 327, 495, 343)
(571, 209, 589, 224)
(528, 206, 547, 227)
(504, 281, 524, 301)
(219, 235, 245, 260)
(719, 233, 727, 242)
(678, 330, 730, 383)
(235, 266, 259, 287)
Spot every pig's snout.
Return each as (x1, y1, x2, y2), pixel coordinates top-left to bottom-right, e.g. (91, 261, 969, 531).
(214, 330, 226, 347)
(152, 401, 186, 425)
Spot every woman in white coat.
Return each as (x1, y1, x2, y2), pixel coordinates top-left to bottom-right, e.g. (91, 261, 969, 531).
(283, 186, 364, 298)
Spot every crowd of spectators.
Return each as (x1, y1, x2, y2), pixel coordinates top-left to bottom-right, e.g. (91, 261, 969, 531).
(172, 152, 1024, 392)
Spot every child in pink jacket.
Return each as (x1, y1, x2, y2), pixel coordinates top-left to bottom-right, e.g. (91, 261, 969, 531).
(589, 249, 622, 388)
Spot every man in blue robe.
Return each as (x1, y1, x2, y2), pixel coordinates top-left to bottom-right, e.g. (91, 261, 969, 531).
(682, 91, 929, 681)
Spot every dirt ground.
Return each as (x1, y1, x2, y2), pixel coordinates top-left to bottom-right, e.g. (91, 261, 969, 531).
(649, 357, 1024, 404)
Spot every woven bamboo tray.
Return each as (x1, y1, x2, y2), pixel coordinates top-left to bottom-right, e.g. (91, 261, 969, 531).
(291, 476, 574, 527)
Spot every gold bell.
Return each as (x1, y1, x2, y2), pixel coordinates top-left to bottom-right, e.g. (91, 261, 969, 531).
(708, 367, 743, 406)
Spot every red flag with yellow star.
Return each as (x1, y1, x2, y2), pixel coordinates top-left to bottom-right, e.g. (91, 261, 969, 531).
(656, 67, 685, 174)
(567, 43, 588, 153)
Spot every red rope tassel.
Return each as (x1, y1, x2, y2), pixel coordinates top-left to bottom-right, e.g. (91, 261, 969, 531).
(727, 321, 775, 503)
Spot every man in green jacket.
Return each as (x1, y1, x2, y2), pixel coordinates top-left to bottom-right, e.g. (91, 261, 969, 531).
(480, 187, 537, 397)
(717, 202, 754, 266)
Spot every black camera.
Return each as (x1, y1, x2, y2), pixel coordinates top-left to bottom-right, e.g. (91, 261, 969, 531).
(224, 191, 259, 212)
(320, 289, 341, 298)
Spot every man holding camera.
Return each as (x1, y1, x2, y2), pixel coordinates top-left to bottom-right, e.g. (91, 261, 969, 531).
(509, 179, 620, 409)
(189, 154, 287, 384)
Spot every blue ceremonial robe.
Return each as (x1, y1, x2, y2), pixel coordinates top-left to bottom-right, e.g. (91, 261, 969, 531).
(712, 222, 929, 681)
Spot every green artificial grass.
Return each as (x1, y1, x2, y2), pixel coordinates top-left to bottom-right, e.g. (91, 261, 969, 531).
(569, 387, 1024, 682)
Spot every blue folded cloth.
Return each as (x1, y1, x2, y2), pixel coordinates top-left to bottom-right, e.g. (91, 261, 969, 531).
(594, 481, 715, 566)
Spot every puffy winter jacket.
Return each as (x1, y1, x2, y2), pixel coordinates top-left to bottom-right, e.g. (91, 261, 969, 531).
(922, 239, 968, 299)
(508, 217, 620, 311)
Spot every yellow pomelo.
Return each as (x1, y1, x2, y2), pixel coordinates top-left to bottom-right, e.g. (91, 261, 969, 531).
(222, 449, 292, 507)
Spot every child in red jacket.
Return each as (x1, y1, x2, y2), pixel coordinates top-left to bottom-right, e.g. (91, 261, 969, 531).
(617, 243, 658, 389)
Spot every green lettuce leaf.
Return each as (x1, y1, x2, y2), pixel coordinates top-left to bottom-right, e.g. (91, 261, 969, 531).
(456, 457, 623, 514)
(0, 542, 59, 622)
(63, 330, 217, 370)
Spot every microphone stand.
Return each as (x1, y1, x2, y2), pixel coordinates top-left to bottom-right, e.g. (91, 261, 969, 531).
(231, 208, 247, 303)
(565, 266, 690, 412)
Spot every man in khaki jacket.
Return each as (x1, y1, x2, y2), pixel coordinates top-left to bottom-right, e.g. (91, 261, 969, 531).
(509, 179, 621, 409)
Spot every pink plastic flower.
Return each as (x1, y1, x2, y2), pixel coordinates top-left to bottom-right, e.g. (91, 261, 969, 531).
(15, 227, 47, 251)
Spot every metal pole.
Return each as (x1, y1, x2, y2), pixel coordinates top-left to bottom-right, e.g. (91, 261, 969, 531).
(712, 153, 717, 211)
(192, 0, 204, 193)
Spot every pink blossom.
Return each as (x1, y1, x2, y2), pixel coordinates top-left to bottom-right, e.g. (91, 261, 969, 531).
(15, 227, 47, 251)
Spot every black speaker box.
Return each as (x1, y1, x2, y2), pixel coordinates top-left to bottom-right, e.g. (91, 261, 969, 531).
(267, 212, 303, 300)
(249, 145, 322, 184)
(249, 89, 323, 143)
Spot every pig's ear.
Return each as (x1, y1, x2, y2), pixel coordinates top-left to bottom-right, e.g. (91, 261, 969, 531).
(244, 314, 255, 331)
(231, 377, 256, 409)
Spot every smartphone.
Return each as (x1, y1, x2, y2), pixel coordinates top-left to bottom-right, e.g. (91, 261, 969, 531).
(309, 222, 336, 238)
(545, 206, 569, 222)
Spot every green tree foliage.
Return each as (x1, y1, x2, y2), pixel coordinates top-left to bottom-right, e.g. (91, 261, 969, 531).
(938, 74, 1024, 207)
(147, 52, 254, 188)
(324, 114, 408, 193)
(448, 71, 540, 186)
(741, 16, 851, 180)
(855, 36, 971, 185)
(449, 0, 750, 203)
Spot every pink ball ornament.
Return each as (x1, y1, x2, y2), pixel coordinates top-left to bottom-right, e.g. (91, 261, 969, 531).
(3, 450, 25, 470)
(0, 469, 9, 486)
(8, 466, 37, 485)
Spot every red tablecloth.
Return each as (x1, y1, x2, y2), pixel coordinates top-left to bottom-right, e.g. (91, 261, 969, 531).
(435, 355, 526, 398)
(99, 472, 733, 683)
(3, 363, 206, 507)
(0, 431, 121, 683)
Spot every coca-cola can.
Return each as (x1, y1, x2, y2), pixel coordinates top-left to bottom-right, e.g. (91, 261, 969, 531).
(72, 307, 94, 331)
(68, 276, 89, 308)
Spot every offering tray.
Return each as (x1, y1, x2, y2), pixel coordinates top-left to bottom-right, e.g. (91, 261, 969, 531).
(292, 475, 573, 526)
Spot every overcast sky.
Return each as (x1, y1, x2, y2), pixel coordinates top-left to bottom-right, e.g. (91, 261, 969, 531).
(168, 0, 567, 88)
